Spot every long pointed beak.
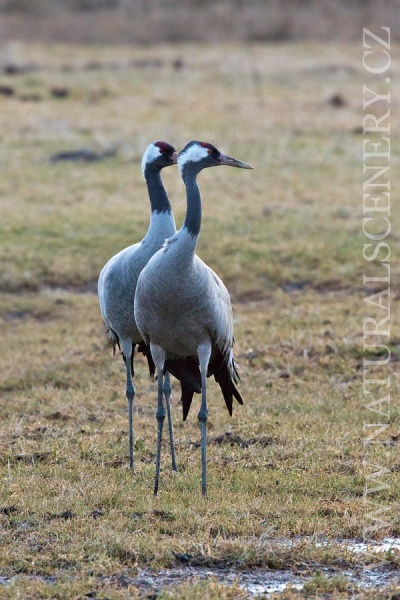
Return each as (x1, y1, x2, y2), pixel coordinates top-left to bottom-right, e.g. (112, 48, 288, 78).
(171, 151, 178, 164)
(218, 153, 254, 169)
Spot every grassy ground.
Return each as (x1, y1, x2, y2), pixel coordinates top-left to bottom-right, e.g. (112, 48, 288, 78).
(0, 42, 399, 598)
(1, 1, 400, 44)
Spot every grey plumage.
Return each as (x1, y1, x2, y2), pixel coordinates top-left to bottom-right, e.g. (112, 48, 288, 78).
(135, 140, 254, 495)
(98, 140, 178, 471)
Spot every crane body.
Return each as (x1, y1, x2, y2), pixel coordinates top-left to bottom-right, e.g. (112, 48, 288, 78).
(98, 141, 178, 471)
(135, 140, 253, 495)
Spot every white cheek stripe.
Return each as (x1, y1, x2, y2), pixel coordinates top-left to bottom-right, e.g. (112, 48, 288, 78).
(142, 142, 161, 176)
(178, 144, 208, 174)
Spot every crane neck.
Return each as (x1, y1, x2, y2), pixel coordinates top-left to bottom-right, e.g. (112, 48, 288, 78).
(144, 166, 172, 214)
(143, 166, 176, 245)
(182, 168, 202, 240)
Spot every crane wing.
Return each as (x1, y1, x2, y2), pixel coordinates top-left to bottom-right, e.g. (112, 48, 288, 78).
(203, 263, 235, 360)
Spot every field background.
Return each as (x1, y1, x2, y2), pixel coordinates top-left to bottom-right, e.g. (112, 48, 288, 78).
(0, 1, 399, 598)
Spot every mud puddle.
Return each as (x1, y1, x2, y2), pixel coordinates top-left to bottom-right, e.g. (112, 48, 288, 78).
(114, 538, 400, 597)
(339, 537, 400, 554)
(1, 539, 399, 596)
(127, 563, 398, 597)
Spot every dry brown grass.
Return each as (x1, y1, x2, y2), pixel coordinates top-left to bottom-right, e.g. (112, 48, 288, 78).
(1, 0, 400, 44)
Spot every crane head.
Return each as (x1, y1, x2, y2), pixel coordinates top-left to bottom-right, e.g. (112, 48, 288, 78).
(142, 141, 178, 176)
(178, 141, 254, 175)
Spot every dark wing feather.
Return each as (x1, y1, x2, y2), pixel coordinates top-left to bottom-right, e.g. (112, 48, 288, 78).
(208, 351, 243, 417)
(165, 357, 201, 421)
(137, 340, 156, 378)
(164, 352, 243, 421)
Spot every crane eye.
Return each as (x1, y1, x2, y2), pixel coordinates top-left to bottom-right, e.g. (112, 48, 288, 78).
(207, 149, 213, 155)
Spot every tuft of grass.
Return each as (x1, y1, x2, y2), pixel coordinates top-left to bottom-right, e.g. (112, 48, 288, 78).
(157, 578, 248, 600)
(302, 570, 353, 596)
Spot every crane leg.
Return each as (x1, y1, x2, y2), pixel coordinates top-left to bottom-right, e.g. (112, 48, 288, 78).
(151, 344, 166, 496)
(125, 359, 135, 471)
(163, 371, 178, 472)
(197, 342, 211, 497)
(154, 368, 165, 495)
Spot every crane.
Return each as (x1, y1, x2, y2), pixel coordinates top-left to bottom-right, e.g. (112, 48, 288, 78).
(98, 141, 178, 472)
(134, 141, 254, 495)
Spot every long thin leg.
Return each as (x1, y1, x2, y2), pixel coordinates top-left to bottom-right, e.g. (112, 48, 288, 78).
(154, 369, 165, 495)
(163, 371, 178, 472)
(125, 358, 135, 471)
(198, 370, 208, 496)
(197, 342, 212, 497)
(151, 344, 166, 496)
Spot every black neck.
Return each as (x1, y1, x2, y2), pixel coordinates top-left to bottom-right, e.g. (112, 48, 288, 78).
(182, 167, 201, 237)
(144, 165, 172, 214)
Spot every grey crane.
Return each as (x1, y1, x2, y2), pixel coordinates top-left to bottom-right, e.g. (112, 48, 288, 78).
(98, 141, 178, 472)
(134, 140, 254, 495)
